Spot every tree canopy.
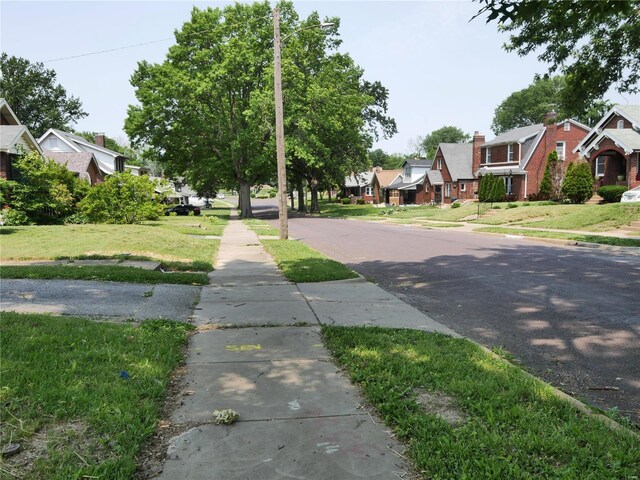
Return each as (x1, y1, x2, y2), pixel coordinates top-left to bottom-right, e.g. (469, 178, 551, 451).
(420, 126, 470, 159)
(368, 149, 405, 170)
(491, 76, 612, 135)
(474, 0, 639, 116)
(125, 1, 395, 216)
(0, 53, 87, 138)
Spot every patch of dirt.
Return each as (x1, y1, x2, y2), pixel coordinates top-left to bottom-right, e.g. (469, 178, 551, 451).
(414, 388, 468, 427)
(1, 420, 110, 479)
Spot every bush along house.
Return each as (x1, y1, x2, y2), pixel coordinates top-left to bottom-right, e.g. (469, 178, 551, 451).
(384, 159, 432, 205)
(474, 113, 591, 201)
(574, 104, 640, 191)
(424, 143, 476, 205)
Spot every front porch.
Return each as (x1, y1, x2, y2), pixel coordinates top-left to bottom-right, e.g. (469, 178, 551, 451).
(591, 149, 639, 189)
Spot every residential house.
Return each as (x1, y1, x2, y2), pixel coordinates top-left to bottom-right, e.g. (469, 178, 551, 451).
(371, 168, 402, 204)
(0, 98, 43, 180)
(38, 129, 127, 177)
(385, 159, 433, 205)
(43, 150, 103, 185)
(344, 170, 375, 203)
(424, 143, 475, 205)
(474, 115, 591, 200)
(574, 104, 640, 190)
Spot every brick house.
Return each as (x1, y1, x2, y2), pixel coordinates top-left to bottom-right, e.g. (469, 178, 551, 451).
(371, 168, 402, 204)
(343, 170, 375, 203)
(424, 143, 475, 205)
(43, 150, 103, 185)
(38, 129, 127, 177)
(385, 159, 433, 205)
(0, 98, 43, 180)
(574, 104, 640, 190)
(474, 116, 590, 200)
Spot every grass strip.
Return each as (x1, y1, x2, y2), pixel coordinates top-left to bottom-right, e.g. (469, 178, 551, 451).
(1, 265, 209, 285)
(322, 326, 640, 479)
(242, 218, 280, 236)
(261, 239, 359, 282)
(475, 227, 640, 247)
(0, 313, 193, 479)
(50, 254, 212, 272)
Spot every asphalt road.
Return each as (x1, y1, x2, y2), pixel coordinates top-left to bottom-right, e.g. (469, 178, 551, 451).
(254, 203, 640, 423)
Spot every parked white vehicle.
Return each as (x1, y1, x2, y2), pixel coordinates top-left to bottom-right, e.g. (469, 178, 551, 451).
(620, 186, 640, 203)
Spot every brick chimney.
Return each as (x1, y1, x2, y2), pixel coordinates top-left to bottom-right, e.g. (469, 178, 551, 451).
(94, 133, 105, 148)
(472, 131, 485, 176)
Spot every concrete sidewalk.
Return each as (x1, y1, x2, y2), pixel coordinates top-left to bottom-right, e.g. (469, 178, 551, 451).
(155, 217, 458, 479)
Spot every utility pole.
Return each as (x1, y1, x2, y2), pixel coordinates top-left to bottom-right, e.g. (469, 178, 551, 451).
(273, 7, 288, 240)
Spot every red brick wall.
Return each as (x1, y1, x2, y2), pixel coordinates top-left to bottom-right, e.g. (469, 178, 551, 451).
(0, 152, 10, 179)
(603, 115, 631, 130)
(472, 132, 485, 175)
(525, 122, 590, 199)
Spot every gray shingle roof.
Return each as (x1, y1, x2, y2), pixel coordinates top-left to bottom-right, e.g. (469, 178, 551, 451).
(345, 171, 374, 187)
(0, 125, 25, 151)
(406, 158, 433, 168)
(438, 143, 473, 180)
(617, 104, 640, 125)
(51, 129, 127, 158)
(387, 174, 425, 190)
(426, 170, 443, 185)
(601, 129, 640, 151)
(44, 150, 97, 182)
(482, 124, 543, 147)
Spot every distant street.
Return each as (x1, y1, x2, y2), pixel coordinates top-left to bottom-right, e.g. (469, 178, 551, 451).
(251, 200, 640, 423)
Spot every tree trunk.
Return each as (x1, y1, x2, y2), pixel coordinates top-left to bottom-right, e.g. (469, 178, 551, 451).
(309, 174, 320, 213)
(296, 175, 305, 213)
(290, 190, 295, 210)
(238, 181, 253, 218)
(327, 188, 333, 203)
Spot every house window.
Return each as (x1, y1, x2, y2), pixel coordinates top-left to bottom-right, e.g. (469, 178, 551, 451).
(404, 166, 411, 178)
(437, 158, 442, 170)
(459, 182, 466, 192)
(617, 119, 624, 129)
(507, 144, 514, 162)
(595, 156, 605, 177)
(556, 141, 566, 161)
(504, 176, 512, 195)
(365, 186, 373, 196)
(49, 137, 58, 149)
(564, 122, 570, 131)
(445, 183, 451, 197)
(485, 148, 492, 164)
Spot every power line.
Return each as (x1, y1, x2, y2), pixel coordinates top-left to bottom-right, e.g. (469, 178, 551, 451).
(42, 38, 174, 63)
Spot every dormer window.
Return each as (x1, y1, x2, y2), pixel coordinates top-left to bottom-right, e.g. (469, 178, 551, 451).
(437, 158, 442, 170)
(49, 137, 58, 149)
(617, 119, 624, 129)
(564, 122, 570, 131)
(507, 144, 514, 162)
(485, 148, 492, 164)
(404, 165, 411, 178)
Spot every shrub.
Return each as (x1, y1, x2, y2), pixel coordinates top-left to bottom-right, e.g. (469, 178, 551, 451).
(0, 151, 87, 224)
(479, 174, 506, 202)
(250, 192, 256, 198)
(356, 198, 366, 205)
(451, 201, 461, 208)
(562, 161, 594, 204)
(522, 202, 530, 206)
(539, 150, 564, 201)
(341, 197, 351, 204)
(269, 191, 277, 198)
(79, 172, 166, 224)
(0, 207, 29, 226)
(507, 203, 518, 209)
(598, 185, 628, 203)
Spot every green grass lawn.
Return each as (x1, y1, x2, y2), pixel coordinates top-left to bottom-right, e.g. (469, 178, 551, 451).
(0, 313, 193, 479)
(1, 265, 209, 285)
(519, 203, 640, 231)
(262, 240, 359, 282)
(476, 227, 640, 247)
(323, 326, 640, 479)
(242, 218, 280, 236)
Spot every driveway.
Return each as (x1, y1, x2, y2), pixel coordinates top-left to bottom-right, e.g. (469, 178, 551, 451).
(268, 214, 640, 423)
(1, 279, 201, 321)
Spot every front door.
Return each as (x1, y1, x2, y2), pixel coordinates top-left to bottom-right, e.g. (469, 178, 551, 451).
(435, 185, 442, 204)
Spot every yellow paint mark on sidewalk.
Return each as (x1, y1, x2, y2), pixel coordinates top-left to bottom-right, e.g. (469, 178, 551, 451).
(225, 344, 262, 351)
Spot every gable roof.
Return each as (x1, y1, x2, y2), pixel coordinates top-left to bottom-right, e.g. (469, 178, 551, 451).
(372, 169, 402, 188)
(0, 124, 43, 155)
(0, 98, 20, 126)
(426, 169, 444, 186)
(387, 174, 425, 190)
(44, 150, 101, 182)
(46, 129, 127, 159)
(437, 143, 473, 180)
(482, 124, 543, 147)
(581, 128, 640, 156)
(345, 171, 374, 187)
(404, 158, 433, 168)
(575, 104, 640, 154)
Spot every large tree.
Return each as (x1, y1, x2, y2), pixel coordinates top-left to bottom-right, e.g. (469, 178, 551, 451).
(125, 2, 277, 217)
(420, 126, 470, 159)
(474, 0, 639, 116)
(0, 54, 87, 138)
(369, 149, 405, 170)
(491, 76, 611, 134)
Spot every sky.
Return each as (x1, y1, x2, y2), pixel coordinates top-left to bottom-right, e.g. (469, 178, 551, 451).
(1, 0, 637, 155)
